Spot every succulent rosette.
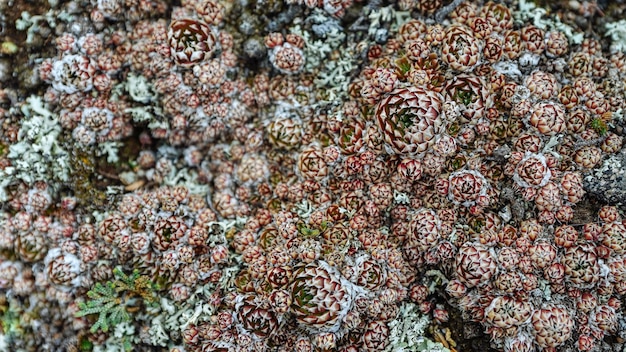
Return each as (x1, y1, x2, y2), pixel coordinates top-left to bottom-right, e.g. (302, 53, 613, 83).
(448, 170, 491, 208)
(441, 24, 481, 71)
(236, 295, 280, 338)
(444, 74, 492, 122)
(455, 243, 497, 288)
(290, 261, 361, 332)
(513, 152, 552, 189)
(531, 305, 574, 349)
(374, 86, 447, 156)
(168, 19, 217, 66)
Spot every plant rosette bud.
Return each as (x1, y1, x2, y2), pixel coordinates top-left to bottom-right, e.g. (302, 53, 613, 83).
(168, 19, 218, 66)
(512, 152, 552, 189)
(448, 170, 491, 208)
(531, 305, 574, 349)
(374, 86, 448, 156)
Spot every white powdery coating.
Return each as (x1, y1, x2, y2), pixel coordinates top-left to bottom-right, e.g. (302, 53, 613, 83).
(81, 107, 114, 135)
(518, 52, 541, 67)
(269, 42, 305, 74)
(97, 0, 123, 19)
(235, 154, 269, 185)
(50, 54, 94, 93)
(43, 248, 83, 289)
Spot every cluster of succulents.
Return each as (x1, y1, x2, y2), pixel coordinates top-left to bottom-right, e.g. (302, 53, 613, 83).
(448, 206, 626, 351)
(2, 0, 626, 351)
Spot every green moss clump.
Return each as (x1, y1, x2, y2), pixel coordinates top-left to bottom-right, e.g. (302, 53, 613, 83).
(68, 148, 108, 210)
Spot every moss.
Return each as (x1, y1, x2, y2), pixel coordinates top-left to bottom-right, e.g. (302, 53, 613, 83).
(66, 131, 147, 210)
(0, 297, 26, 342)
(67, 148, 108, 210)
(590, 118, 608, 136)
(395, 56, 412, 77)
(78, 335, 93, 351)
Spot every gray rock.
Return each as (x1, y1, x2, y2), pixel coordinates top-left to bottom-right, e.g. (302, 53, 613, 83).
(584, 148, 626, 205)
(243, 38, 266, 61)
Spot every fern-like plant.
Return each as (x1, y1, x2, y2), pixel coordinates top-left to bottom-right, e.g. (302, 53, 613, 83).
(76, 267, 158, 333)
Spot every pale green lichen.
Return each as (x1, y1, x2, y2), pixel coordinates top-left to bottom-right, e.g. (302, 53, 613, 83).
(164, 297, 216, 332)
(0, 335, 7, 352)
(612, 108, 625, 123)
(124, 106, 169, 133)
(96, 141, 122, 164)
(0, 96, 70, 200)
(289, 10, 355, 104)
(313, 48, 355, 103)
(150, 283, 228, 347)
(148, 316, 169, 347)
(124, 74, 156, 104)
(162, 166, 210, 195)
(118, 75, 167, 133)
(394, 190, 411, 205)
(0, 41, 18, 55)
(515, 0, 584, 44)
(293, 199, 315, 219)
(385, 302, 449, 352)
(367, 6, 411, 39)
(15, 10, 68, 44)
(290, 10, 345, 73)
(605, 20, 626, 53)
(92, 322, 135, 352)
